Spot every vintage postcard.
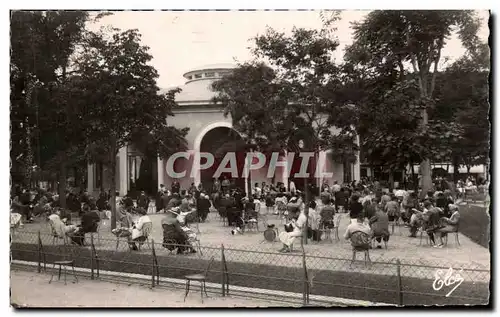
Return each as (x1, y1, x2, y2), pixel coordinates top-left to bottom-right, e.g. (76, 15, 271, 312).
(10, 8, 491, 308)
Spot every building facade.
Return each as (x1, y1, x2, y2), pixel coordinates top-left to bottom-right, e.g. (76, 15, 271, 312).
(87, 64, 361, 196)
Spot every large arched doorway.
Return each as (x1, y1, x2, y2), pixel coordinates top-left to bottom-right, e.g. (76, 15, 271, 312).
(199, 127, 246, 192)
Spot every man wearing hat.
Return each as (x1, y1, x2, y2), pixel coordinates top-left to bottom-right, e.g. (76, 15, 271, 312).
(161, 209, 190, 254)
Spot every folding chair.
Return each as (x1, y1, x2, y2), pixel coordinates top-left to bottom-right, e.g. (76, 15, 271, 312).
(246, 213, 259, 232)
(332, 214, 343, 241)
(48, 235, 78, 285)
(390, 217, 402, 235)
(85, 221, 101, 246)
(443, 224, 461, 247)
(318, 222, 334, 243)
(419, 226, 431, 246)
(184, 257, 215, 303)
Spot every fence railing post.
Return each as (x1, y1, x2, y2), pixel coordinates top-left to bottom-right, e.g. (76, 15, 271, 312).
(397, 259, 403, 306)
(152, 239, 159, 286)
(37, 231, 41, 273)
(151, 239, 157, 288)
(90, 234, 95, 280)
(301, 244, 310, 305)
(221, 244, 226, 297)
(223, 246, 229, 295)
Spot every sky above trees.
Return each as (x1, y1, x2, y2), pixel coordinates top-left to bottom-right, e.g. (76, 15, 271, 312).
(89, 10, 489, 88)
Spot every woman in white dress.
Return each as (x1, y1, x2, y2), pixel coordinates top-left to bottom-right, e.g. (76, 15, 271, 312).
(129, 208, 152, 250)
(278, 208, 307, 252)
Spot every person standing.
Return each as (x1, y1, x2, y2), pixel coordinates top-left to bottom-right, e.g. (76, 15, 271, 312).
(197, 193, 211, 222)
(385, 196, 400, 223)
(319, 198, 336, 230)
(221, 176, 230, 194)
(348, 194, 363, 224)
(253, 183, 262, 199)
(171, 180, 180, 194)
(320, 186, 331, 206)
(137, 191, 149, 210)
(156, 186, 164, 213)
(308, 201, 321, 242)
(213, 178, 221, 194)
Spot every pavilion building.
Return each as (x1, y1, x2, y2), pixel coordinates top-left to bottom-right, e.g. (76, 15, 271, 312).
(87, 64, 361, 196)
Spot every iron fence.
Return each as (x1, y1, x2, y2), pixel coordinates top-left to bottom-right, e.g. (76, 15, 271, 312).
(10, 230, 490, 306)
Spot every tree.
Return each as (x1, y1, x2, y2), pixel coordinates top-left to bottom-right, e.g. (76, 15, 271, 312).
(347, 10, 482, 193)
(211, 62, 290, 191)
(433, 42, 490, 180)
(69, 28, 188, 229)
(213, 27, 359, 244)
(10, 11, 101, 207)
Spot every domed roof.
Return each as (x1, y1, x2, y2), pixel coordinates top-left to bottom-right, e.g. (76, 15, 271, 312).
(161, 63, 236, 104)
(164, 80, 217, 103)
(183, 63, 236, 77)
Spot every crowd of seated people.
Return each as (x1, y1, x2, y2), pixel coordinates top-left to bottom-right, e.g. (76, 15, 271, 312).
(12, 174, 471, 258)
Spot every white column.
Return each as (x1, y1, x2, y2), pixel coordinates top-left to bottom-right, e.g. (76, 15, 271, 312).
(87, 163, 94, 193)
(119, 146, 128, 196)
(157, 157, 165, 190)
(282, 150, 288, 190)
(192, 151, 201, 186)
(353, 134, 361, 181)
(245, 154, 250, 196)
(318, 151, 326, 188)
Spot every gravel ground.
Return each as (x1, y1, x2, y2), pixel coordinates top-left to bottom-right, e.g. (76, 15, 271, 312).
(10, 269, 282, 308)
(12, 210, 490, 270)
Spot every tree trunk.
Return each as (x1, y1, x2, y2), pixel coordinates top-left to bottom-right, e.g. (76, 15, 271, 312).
(410, 163, 418, 191)
(388, 170, 395, 192)
(453, 156, 460, 183)
(110, 165, 117, 230)
(109, 145, 118, 230)
(58, 162, 67, 209)
(420, 109, 433, 197)
(466, 165, 471, 179)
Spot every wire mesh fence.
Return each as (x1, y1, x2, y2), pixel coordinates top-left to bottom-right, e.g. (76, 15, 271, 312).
(10, 230, 490, 306)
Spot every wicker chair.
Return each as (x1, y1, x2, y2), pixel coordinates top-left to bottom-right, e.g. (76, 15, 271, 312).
(49, 219, 68, 245)
(350, 231, 372, 267)
(137, 222, 153, 251)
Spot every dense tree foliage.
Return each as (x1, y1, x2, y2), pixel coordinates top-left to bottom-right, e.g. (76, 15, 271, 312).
(65, 28, 188, 229)
(344, 10, 484, 191)
(433, 42, 490, 178)
(10, 11, 97, 206)
(11, 13, 188, 226)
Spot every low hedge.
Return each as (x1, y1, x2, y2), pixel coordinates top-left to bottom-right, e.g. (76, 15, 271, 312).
(459, 205, 490, 248)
